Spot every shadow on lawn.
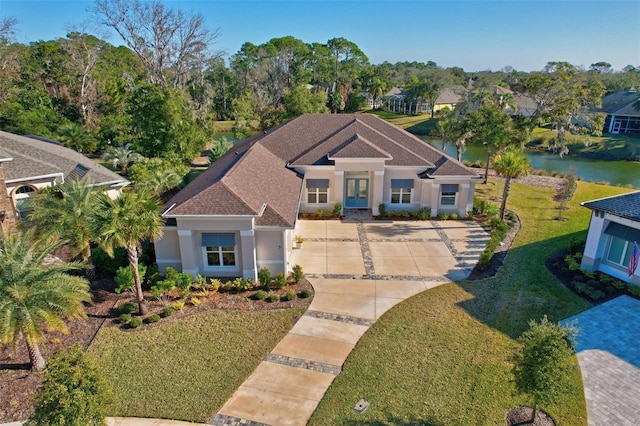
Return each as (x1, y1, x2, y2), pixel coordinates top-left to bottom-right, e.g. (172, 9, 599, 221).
(457, 230, 591, 340)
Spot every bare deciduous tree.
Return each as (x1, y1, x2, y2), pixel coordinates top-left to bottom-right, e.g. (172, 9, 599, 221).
(94, 0, 221, 89)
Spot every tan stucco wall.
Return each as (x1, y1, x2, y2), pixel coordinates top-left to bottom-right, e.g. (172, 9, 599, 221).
(255, 229, 286, 275)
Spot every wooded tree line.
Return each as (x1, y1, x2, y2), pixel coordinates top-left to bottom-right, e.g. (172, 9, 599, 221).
(1, 0, 639, 165)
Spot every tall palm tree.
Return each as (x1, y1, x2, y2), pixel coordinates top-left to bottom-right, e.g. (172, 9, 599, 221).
(493, 148, 531, 220)
(58, 123, 97, 153)
(102, 143, 142, 176)
(27, 179, 97, 264)
(139, 169, 183, 198)
(0, 230, 91, 371)
(90, 188, 164, 315)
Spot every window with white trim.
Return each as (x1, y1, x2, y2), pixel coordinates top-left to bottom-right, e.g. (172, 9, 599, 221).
(440, 184, 459, 206)
(306, 179, 329, 204)
(14, 186, 36, 219)
(606, 236, 633, 267)
(390, 179, 413, 204)
(202, 233, 236, 267)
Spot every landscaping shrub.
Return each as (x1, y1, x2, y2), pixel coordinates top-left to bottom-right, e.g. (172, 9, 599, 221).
(119, 313, 132, 324)
(253, 290, 267, 300)
(332, 203, 342, 217)
(291, 264, 304, 284)
(266, 292, 280, 303)
(128, 317, 143, 328)
(190, 297, 202, 306)
(449, 213, 459, 220)
(282, 290, 297, 301)
(144, 264, 161, 287)
(412, 208, 431, 220)
(164, 266, 178, 281)
(437, 213, 449, 220)
(145, 314, 161, 324)
(378, 203, 386, 217)
(274, 273, 287, 289)
(172, 300, 185, 310)
(91, 246, 128, 275)
(114, 264, 147, 294)
(298, 289, 312, 299)
(174, 272, 193, 290)
(193, 274, 208, 290)
(161, 307, 176, 317)
(258, 267, 272, 289)
(208, 278, 221, 292)
(118, 303, 136, 315)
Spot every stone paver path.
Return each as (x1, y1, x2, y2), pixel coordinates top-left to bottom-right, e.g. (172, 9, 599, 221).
(210, 220, 488, 426)
(563, 296, 640, 426)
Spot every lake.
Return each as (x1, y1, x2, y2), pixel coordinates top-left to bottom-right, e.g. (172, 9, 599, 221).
(425, 140, 640, 189)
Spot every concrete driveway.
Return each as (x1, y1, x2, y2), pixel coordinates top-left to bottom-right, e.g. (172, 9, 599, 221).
(563, 296, 640, 426)
(290, 219, 489, 282)
(210, 219, 489, 426)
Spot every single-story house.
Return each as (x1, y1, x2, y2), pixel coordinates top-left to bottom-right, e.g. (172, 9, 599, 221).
(601, 90, 640, 134)
(382, 86, 466, 114)
(581, 191, 640, 285)
(155, 114, 479, 280)
(0, 131, 128, 232)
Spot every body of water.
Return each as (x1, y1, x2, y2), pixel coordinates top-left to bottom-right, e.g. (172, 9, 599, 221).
(426, 140, 640, 189)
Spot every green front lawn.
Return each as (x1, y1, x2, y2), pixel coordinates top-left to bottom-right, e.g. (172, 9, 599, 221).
(310, 180, 632, 425)
(88, 308, 303, 423)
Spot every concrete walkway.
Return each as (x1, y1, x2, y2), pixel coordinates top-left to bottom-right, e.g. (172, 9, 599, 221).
(210, 220, 488, 426)
(563, 296, 640, 426)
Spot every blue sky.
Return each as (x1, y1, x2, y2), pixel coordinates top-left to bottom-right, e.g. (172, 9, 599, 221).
(2, 0, 639, 71)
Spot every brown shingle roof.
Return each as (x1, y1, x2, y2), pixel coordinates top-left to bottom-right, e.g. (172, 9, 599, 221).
(166, 114, 476, 226)
(0, 131, 127, 187)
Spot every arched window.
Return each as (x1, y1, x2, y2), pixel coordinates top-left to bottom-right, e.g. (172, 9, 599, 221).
(13, 185, 37, 219)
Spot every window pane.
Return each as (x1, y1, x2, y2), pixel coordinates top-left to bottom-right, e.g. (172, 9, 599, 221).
(401, 192, 411, 203)
(623, 243, 633, 267)
(308, 192, 316, 203)
(318, 193, 328, 203)
(207, 252, 220, 266)
(607, 237, 626, 264)
(222, 252, 235, 266)
(441, 193, 455, 206)
(391, 193, 400, 204)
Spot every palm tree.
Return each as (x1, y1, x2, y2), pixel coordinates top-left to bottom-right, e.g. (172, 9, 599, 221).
(27, 179, 97, 264)
(102, 143, 142, 176)
(90, 188, 164, 315)
(139, 169, 183, 198)
(493, 148, 531, 220)
(58, 123, 97, 153)
(0, 230, 91, 370)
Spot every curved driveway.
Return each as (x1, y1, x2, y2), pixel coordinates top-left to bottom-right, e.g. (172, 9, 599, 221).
(210, 220, 488, 425)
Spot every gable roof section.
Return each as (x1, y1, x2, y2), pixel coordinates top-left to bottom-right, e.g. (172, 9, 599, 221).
(0, 131, 127, 187)
(582, 191, 640, 222)
(328, 133, 392, 160)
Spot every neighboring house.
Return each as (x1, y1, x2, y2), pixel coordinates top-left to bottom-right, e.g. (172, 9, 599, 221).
(382, 86, 465, 114)
(581, 191, 640, 285)
(601, 90, 640, 134)
(0, 131, 129, 232)
(155, 114, 479, 280)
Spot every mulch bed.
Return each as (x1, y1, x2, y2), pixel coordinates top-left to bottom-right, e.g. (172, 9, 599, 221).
(506, 406, 556, 425)
(0, 278, 313, 422)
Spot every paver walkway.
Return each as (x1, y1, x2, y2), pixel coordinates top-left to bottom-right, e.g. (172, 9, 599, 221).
(210, 220, 488, 426)
(562, 296, 640, 426)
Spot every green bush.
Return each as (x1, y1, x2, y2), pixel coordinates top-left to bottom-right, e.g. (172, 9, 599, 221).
(258, 267, 272, 289)
(291, 264, 304, 284)
(449, 213, 459, 220)
(144, 264, 161, 287)
(298, 289, 312, 299)
(332, 203, 342, 217)
(174, 272, 193, 290)
(378, 203, 387, 217)
(274, 273, 287, 289)
(114, 264, 147, 294)
(208, 278, 221, 292)
(27, 345, 112, 426)
(282, 290, 297, 301)
(161, 307, 176, 317)
(253, 290, 267, 300)
(91, 246, 128, 275)
(164, 266, 178, 281)
(477, 250, 493, 270)
(119, 313, 132, 324)
(118, 303, 136, 315)
(145, 314, 161, 324)
(129, 317, 143, 328)
(172, 300, 185, 310)
(437, 213, 449, 220)
(412, 208, 431, 220)
(266, 292, 280, 303)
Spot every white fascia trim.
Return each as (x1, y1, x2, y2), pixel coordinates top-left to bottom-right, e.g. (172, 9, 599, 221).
(6, 172, 64, 184)
(0, 157, 13, 163)
(163, 214, 261, 219)
(327, 155, 392, 161)
(385, 166, 431, 171)
(292, 165, 335, 173)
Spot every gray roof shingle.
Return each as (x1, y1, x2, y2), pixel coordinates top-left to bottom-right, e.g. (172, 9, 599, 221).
(582, 191, 640, 222)
(0, 131, 127, 187)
